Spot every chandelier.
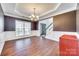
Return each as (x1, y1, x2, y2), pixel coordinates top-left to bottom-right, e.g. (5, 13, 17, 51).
(29, 8, 39, 21)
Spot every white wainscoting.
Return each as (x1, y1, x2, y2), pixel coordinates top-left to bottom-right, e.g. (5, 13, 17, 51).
(0, 31, 31, 54)
(31, 30, 40, 36)
(0, 31, 78, 54)
(46, 31, 79, 42)
(0, 30, 41, 54)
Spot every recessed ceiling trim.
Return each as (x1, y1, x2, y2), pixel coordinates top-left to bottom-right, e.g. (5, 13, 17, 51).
(39, 3, 61, 17)
(40, 3, 77, 20)
(15, 3, 30, 18)
(15, 9, 30, 18)
(4, 12, 30, 20)
(1, 3, 77, 21)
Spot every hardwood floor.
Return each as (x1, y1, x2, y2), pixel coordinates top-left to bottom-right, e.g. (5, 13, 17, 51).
(1, 36, 59, 56)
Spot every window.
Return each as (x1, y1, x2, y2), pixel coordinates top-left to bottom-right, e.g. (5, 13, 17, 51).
(16, 20, 31, 36)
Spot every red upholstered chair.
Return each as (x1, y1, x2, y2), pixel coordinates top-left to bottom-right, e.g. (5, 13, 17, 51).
(59, 35, 78, 56)
(77, 41, 79, 56)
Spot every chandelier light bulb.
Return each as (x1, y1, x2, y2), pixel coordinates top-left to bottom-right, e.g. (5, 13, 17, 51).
(29, 8, 39, 21)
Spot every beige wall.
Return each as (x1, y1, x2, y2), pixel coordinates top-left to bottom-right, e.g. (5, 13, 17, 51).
(53, 11, 76, 32)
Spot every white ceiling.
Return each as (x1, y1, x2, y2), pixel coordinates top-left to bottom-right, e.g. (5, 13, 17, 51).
(16, 3, 58, 16)
(1, 3, 77, 21)
(40, 3, 77, 20)
(1, 3, 59, 20)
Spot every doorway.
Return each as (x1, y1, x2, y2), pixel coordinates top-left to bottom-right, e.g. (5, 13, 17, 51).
(40, 23, 46, 35)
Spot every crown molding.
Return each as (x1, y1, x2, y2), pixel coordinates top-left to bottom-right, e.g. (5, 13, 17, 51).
(39, 3, 77, 20)
(39, 3, 61, 17)
(4, 12, 30, 20)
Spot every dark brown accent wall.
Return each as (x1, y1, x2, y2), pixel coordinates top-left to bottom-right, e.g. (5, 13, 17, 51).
(53, 11, 76, 32)
(31, 21, 38, 30)
(4, 16, 15, 31)
(4, 16, 31, 31)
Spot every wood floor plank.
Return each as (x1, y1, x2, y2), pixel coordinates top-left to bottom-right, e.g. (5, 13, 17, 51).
(1, 36, 59, 56)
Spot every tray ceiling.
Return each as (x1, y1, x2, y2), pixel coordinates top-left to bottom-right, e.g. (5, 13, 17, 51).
(1, 3, 59, 20)
(1, 3, 77, 21)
